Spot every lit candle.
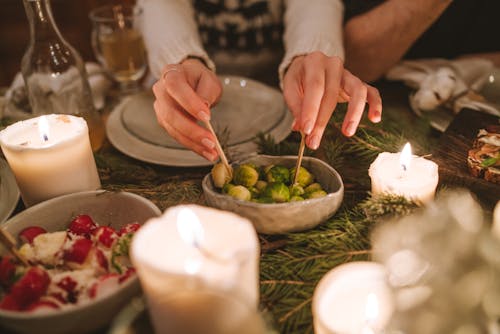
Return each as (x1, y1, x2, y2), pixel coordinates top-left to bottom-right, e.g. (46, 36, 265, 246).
(0, 114, 100, 206)
(131, 205, 260, 333)
(368, 143, 439, 203)
(312, 262, 394, 334)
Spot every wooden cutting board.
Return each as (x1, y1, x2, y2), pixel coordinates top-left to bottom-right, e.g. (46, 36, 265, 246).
(432, 108, 500, 208)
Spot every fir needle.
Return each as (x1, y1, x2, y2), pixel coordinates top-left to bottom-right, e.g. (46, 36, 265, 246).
(293, 132, 306, 185)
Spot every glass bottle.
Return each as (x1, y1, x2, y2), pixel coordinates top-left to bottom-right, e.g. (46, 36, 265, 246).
(21, 0, 105, 151)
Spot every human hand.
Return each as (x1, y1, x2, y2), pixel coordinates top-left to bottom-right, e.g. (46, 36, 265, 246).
(152, 58, 222, 161)
(283, 51, 382, 150)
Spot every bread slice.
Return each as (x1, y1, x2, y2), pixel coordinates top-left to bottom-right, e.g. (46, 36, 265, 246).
(467, 126, 500, 184)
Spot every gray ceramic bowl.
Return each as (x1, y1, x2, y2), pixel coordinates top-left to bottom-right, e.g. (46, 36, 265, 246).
(203, 155, 344, 234)
(0, 190, 161, 334)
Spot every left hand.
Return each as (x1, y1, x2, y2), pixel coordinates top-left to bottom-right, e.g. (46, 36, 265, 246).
(283, 51, 382, 149)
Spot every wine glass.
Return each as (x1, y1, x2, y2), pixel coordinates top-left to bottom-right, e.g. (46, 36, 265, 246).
(89, 5, 147, 93)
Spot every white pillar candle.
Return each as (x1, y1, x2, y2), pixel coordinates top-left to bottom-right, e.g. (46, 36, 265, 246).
(313, 262, 394, 334)
(368, 143, 439, 203)
(0, 114, 100, 206)
(131, 204, 260, 333)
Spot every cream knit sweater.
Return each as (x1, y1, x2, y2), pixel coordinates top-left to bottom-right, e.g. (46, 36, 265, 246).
(138, 0, 345, 85)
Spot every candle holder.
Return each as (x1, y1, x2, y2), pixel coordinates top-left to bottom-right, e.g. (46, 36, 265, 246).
(131, 205, 261, 333)
(312, 262, 395, 334)
(0, 114, 101, 207)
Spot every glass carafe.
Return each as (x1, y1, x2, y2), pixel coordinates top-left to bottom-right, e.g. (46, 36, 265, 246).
(21, 0, 105, 151)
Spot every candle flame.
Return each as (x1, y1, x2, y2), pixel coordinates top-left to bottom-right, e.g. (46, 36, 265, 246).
(365, 293, 379, 323)
(400, 142, 412, 171)
(176, 208, 204, 248)
(38, 116, 50, 142)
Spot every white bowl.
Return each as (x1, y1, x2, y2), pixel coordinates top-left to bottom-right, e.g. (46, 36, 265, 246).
(0, 190, 161, 334)
(203, 155, 344, 234)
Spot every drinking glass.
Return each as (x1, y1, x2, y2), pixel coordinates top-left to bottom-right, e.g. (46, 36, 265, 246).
(89, 5, 147, 93)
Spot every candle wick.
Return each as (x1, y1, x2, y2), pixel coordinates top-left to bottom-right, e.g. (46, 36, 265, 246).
(43, 134, 48, 142)
(402, 164, 407, 172)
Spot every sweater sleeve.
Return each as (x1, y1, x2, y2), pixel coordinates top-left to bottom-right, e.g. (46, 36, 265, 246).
(137, 0, 215, 79)
(279, 0, 345, 85)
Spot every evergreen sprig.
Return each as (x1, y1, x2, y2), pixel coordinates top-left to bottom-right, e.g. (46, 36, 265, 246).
(259, 192, 419, 333)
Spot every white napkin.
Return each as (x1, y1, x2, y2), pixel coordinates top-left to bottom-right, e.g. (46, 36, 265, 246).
(386, 58, 500, 117)
(3, 62, 112, 118)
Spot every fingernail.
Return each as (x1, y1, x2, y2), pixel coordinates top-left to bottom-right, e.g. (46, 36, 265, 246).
(197, 111, 210, 121)
(344, 121, 356, 136)
(202, 150, 216, 161)
(304, 120, 314, 135)
(201, 138, 215, 149)
(373, 110, 382, 122)
(309, 135, 320, 150)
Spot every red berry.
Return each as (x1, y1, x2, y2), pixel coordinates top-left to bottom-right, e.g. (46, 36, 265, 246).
(88, 273, 119, 299)
(119, 268, 136, 284)
(26, 299, 59, 312)
(19, 226, 47, 244)
(0, 256, 16, 289)
(95, 248, 108, 271)
(118, 223, 141, 236)
(9, 267, 50, 309)
(56, 276, 77, 294)
(64, 238, 93, 264)
(94, 226, 118, 248)
(0, 294, 20, 311)
(68, 215, 97, 238)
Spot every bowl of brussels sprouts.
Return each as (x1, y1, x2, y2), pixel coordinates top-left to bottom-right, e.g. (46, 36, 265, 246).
(202, 155, 344, 234)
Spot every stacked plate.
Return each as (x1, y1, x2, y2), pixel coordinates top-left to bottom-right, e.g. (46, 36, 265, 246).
(106, 76, 293, 167)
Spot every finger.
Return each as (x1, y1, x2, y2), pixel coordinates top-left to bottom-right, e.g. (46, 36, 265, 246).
(196, 71, 222, 107)
(153, 85, 217, 156)
(366, 84, 382, 123)
(306, 60, 343, 150)
(282, 62, 303, 132)
(162, 69, 211, 121)
(160, 118, 217, 162)
(300, 55, 325, 135)
(341, 70, 368, 137)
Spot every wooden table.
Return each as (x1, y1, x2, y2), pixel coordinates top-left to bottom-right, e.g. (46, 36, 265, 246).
(1, 81, 498, 333)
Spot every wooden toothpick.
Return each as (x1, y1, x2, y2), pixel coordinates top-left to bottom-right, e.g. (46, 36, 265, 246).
(293, 132, 306, 185)
(203, 120, 232, 176)
(0, 229, 29, 266)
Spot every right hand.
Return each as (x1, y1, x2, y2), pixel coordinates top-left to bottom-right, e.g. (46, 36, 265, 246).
(152, 58, 222, 161)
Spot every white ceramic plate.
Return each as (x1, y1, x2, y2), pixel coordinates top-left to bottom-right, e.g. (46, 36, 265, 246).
(106, 76, 293, 167)
(0, 158, 20, 223)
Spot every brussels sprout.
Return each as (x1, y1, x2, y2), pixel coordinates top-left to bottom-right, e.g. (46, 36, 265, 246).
(211, 162, 233, 188)
(227, 185, 251, 201)
(249, 186, 260, 198)
(289, 166, 314, 187)
(233, 164, 259, 187)
(305, 190, 327, 199)
(265, 165, 290, 184)
(263, 182, 290, 203)
(289, 184, 305, 197)
(255, 180, 268, 191)
(222, 183, 235, 194)
(304, 182, 323, 194)
(290, 195, 304, 202)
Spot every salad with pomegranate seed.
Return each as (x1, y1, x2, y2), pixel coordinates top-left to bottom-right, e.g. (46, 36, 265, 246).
(0, 215, 140, 313)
